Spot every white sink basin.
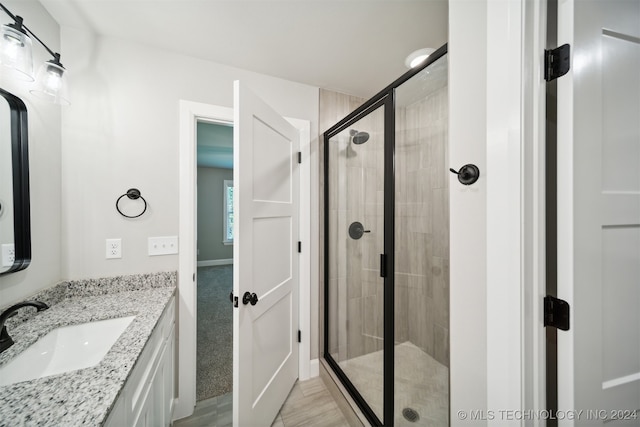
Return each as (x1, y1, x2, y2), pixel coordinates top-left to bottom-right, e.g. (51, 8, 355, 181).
(0, 316, 135, 386)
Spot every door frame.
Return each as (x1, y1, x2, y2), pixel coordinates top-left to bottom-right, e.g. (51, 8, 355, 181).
(175, 100, 312, 420)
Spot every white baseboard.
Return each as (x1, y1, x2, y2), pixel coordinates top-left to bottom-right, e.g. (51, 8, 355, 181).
(197, 258, 233, 267)
(309, 359, 320, 378)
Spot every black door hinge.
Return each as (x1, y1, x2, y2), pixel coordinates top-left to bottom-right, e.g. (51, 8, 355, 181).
(298, 241, 302, 253)
(544, 295, 570, 331)
(229, 291, 239, 308)
(297, 151, 302, 164)
(544, 44, 571, 82)
(298, 330, 301, 343)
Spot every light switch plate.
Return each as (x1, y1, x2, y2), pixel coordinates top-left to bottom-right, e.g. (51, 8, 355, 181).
(148, 236, 178, 256)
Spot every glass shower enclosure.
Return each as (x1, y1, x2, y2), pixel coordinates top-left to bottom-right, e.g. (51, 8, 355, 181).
(324, 45, 449, 426)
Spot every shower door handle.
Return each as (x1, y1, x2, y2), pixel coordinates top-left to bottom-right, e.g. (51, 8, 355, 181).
(380, 254, 388, 278)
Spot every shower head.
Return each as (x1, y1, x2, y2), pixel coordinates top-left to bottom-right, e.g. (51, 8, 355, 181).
(349, 129, 369, 145)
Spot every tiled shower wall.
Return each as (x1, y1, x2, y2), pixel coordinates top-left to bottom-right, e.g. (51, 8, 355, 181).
(395, 84, 449, 367)
(319, 89, 365, 359)
(342, 108, 385, 360)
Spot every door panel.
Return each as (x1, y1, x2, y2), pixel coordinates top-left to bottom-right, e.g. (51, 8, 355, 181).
(557, 0, 640, 424)
(233, 81, 300, 426)
(252, 216, 292, 297)
(252, 119, 293, 203)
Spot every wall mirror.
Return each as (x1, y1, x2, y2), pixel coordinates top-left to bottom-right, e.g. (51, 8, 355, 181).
(0, 88, 30, 275)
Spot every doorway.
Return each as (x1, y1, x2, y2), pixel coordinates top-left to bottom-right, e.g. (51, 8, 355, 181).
(195, 121, 234, 403)
(176, 98, 313, 422)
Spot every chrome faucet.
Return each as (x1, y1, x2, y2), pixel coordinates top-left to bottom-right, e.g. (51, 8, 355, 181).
(0, 301, 49, 354)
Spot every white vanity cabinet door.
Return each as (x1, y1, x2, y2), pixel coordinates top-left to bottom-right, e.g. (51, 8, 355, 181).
(151, 325, 175, 427)
(132, 389, 154, 427)
(106, 296, 175, 427)
(163, 326, 175, 425)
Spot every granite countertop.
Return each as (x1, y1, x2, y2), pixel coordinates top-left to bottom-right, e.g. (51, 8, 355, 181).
(0, 272, 176, 427)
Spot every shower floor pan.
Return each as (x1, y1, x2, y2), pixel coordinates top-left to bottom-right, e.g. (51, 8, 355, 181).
(337, 342, 448, 426)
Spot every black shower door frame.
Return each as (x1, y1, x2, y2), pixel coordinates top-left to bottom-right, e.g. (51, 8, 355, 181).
(323, 43, 448, 427)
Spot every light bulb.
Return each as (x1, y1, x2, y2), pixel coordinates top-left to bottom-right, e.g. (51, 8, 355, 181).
(30, 59, 70, 105)
(0, 23, 34, 81)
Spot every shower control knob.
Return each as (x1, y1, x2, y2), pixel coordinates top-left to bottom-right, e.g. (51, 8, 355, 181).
(449, 164, 480, 185)
(242, 291, 259, 306)
(348, 221, 370, 240)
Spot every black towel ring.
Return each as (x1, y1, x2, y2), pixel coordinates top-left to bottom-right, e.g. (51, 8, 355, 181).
(116, 188, 147, 218)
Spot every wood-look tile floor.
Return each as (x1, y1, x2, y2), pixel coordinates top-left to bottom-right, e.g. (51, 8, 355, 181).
(173, 376, 352, 427)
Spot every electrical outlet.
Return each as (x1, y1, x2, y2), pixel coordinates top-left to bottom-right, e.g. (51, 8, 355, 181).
(2, 244, 15, 267)
(106, 238, 122, 259)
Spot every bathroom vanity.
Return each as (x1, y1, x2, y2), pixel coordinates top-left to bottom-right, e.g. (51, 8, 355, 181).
(0, 272, 176, 426)
(104, 293, 175, 427)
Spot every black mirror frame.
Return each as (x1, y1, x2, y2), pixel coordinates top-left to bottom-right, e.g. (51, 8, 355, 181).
(0, 88, 31, 275)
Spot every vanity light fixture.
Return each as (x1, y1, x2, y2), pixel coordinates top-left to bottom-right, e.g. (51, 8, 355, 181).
(0, 2, 70, 105)
(404, 48, 435, 69)
(0, 15, 33, 81)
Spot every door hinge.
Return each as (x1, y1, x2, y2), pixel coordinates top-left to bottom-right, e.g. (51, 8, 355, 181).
(193, 273, 196, 282)
(544, 295, 570, 331)
(298, 241, 302, 253)
(229, 291, 239, 308)
(544, 44, 571, 82)
(298, 330, 301, 343)
(297, 151, 302, 164)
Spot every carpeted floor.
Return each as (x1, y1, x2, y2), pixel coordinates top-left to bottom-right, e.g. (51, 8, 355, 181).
(197, 265, 233, 401)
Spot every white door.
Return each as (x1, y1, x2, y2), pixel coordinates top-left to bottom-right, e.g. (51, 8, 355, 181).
(557, 0, 640, 424)
(232, 81, 300, 426)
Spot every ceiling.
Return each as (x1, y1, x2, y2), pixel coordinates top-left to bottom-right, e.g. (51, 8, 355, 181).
(39, 0, 448, 98)
(197, 121, 233, 169)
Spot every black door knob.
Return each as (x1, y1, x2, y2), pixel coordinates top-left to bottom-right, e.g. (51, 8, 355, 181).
(242, 291, 259, 306)
(450, 164, 480, 185)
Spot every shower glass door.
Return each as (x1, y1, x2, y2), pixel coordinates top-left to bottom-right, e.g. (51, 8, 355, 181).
(326, 101, 387, 423)
(324, 45, 449, 427)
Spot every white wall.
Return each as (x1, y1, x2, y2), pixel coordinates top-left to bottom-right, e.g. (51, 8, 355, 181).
(449, 1, 488, 421)
(59, 29, 319, 280)
(449, 0, 527, 424)
(0, 0, 62, 306)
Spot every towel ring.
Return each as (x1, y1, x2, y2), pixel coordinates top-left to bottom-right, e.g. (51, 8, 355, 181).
(116, 188, 147, 218)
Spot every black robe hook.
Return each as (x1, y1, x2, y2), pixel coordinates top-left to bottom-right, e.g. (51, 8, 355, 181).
(450, 164, 480, 185)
